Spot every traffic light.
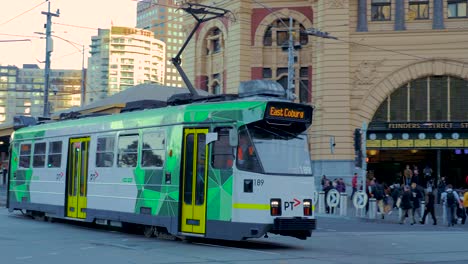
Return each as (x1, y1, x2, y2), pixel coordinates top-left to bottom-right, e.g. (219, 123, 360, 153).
(354, 128, 362, 152)
(354, 128, 362, 168)
(355, 151, 362, 168)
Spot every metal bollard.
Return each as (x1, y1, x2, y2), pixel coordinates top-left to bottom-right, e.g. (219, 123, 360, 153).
(420, 201, 425, 219)
(318, 191, 325, 214)
(398, 207, 402, 220)
(340, 193, 348, 216)
(369, 198, 377, 219)
(442, 203, 447, 225)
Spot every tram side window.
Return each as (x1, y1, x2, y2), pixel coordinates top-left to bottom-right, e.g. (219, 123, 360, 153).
(236, 127, 262, 173)
(96, 137, 115, 167)
(117, 134, 138, 167)
(48, 141, 62, 168)
(33, 142, 46, 168)
(141, 131, 165, 168)
(212, 128, 234, 169)
(19, 143, 31, 168)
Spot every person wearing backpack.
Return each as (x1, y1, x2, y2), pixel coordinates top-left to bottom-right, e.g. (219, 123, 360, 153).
(411, 182, 423, 223)
(373, 182, 385, 219)
(399, 185, 414, 225)
(441, 184, 461, 227)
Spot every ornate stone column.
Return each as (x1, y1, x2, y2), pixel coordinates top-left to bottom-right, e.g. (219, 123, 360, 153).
(357, 0, 368, 32)
(394, 0, 406, 30)
(433, 0, 445, 29)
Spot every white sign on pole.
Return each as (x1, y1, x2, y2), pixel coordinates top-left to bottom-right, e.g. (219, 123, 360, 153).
(353, 191, 368, 209)
(326, 189, 340, 207)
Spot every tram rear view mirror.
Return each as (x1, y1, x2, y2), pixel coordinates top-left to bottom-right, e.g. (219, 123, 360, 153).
(206, 132, 218, 145)
(229, 129, 238, 147)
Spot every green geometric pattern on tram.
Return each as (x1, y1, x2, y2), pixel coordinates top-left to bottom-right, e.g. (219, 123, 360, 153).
(11, 169, 32, 203)
(158, 195, 178, 216)
(143, 170, 164, 192)
(207, 169, 233, 221)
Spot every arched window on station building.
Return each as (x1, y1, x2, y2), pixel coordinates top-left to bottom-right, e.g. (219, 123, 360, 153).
(260, 18, 311, 103)
(199, 27, 225, 93)
(372, 76, 468, 122)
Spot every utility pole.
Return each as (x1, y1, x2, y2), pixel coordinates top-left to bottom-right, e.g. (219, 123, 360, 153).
(41, 1, 60, 117)
(81, 44, 85, 106)
(287, 17, 295, 101)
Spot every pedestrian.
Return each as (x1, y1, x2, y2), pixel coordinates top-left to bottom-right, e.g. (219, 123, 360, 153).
(336, 178, 346, 193)
(404, 165, 413, 186)
(351, 173, 358, 200)
(372, 180, 385, 219)
(463, 189, 468, 225)
(399, 185, 415, 225)
(457, 190, 466, 225)
(321, 175, 328, 189)
(413, 165, 419, 185)
(323, 180, 333, 214)
(411, 182, 423, 223)
(420, 192, 437, 225)
(423, 165, 433, 186)
(437, 177, 447, 204)
(391, 183, 401, 209)
(441, 184, 461, 227)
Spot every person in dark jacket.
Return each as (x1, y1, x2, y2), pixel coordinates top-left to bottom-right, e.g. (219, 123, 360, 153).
(323, 180, 333, 214)
(391, 184, 401, 209)
(411, 182, 423, 223)
(420, 192, 437, 225)
(399, 185, 415, 225)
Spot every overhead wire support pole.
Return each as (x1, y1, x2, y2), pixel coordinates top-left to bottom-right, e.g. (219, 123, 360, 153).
(81, 44, 85, 106)
(287, 17, 295, 101)
(41, 0, 60, 117)
(172, 2, 230, 98)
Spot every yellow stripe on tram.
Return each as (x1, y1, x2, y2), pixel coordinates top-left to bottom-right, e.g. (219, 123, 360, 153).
(233, 203, 270, 210)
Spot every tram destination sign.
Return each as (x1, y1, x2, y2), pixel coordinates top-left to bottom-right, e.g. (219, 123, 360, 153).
(264, 102, 313, 124)
(370, 122, 468, 130)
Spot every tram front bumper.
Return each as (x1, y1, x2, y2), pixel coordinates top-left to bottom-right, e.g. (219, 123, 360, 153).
(269, 217, 316, 240)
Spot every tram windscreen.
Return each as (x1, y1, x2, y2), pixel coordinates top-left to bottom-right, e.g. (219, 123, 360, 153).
(237, 125, 312, 175)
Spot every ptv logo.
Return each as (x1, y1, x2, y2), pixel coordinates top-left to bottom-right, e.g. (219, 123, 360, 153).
(284, 198, 301, 210)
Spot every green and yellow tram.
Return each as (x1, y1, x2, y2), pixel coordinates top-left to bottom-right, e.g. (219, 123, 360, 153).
(7, 82, 316, 240)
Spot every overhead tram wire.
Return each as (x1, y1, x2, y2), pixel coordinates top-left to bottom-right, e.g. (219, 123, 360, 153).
(0, 39, 32, 42)
(0, 0, 47, 27)
(250, 0, 467, 72)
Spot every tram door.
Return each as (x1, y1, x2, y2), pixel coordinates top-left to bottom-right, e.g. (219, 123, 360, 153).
(181, 128, 208, 234)
(66, 137, 90, 219)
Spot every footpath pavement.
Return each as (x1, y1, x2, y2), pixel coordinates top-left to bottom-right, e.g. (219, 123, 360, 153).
(0, 185, 6, 207)
(320, 197, 467, 228)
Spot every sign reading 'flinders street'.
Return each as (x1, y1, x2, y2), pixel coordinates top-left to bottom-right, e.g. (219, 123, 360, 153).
(367, 122, 468, 149)
(387, 122, 468, 129)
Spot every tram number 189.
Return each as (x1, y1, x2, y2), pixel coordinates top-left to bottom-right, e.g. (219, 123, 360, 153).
(254, 179, 264, 186)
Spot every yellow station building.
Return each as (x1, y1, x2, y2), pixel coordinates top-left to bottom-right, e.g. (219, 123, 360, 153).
(183, 0, 468, 187)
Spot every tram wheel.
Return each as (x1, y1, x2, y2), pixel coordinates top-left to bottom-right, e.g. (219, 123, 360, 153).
(143, 226, 155, 238)
(34, 214, 46, 222)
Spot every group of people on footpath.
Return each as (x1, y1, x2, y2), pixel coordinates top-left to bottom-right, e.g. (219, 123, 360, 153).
(320, 166, 468, 227)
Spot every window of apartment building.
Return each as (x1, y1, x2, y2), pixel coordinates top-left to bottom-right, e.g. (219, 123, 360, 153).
(408, 0, 429, 19)
(448, 0, 467, 18)
(371, 0, 391, 21)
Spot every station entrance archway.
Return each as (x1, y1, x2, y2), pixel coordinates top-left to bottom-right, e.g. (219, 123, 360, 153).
(365, 75, 468, 189)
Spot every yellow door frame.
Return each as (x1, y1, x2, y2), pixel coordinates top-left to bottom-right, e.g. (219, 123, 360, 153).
(66, 137, 90, 219)
(181, 128, 208, 234)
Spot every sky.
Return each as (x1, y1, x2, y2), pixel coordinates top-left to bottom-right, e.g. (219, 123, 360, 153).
(0, 0, 138, 70)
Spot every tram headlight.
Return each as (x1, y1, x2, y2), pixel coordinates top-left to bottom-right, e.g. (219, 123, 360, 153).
(270, 198, 282, 216)
(303, 199, 312, 216)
